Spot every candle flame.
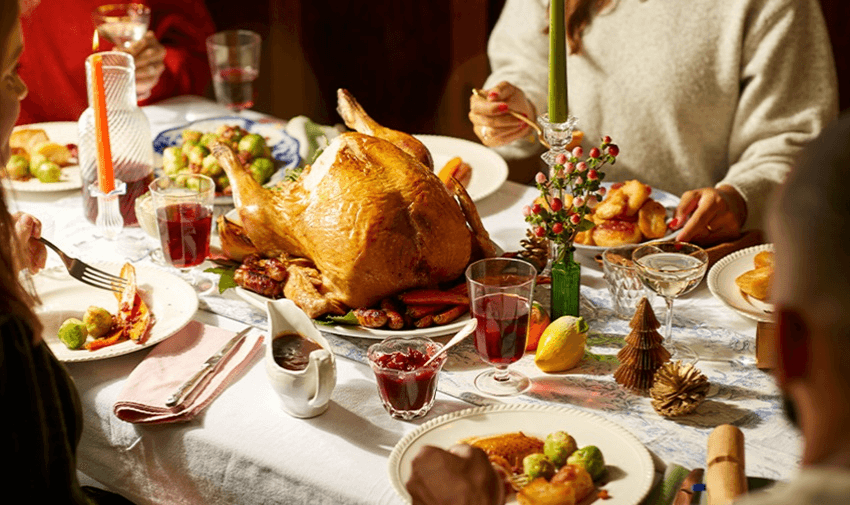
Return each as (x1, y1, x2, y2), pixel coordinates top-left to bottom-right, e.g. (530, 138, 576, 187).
(92, 30, 100, 52)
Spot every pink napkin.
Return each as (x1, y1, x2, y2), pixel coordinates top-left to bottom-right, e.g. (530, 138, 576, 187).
(113, 321, 264, 424)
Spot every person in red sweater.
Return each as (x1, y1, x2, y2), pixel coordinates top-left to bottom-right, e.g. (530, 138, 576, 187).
(16, 0, 215, 125)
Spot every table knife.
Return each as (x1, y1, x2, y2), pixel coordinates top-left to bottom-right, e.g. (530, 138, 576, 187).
(165, 327, 251, 407)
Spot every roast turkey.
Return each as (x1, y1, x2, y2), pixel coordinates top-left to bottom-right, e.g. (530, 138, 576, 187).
(213, 89, 494, 318)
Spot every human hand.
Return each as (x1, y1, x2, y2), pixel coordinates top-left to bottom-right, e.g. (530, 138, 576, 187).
(13, 213, 46, 274)
(124, 31, 166, 101)
(406, 444, 506, 505)
(672, 185, 747, 245)
(469, 81, 536, 147)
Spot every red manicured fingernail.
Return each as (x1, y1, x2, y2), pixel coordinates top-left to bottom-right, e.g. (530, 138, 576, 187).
(520, 112, 528, 117)
(488, 91, 499, 100)
(668, 217, 679, 229)
(498, 103, 508, 112)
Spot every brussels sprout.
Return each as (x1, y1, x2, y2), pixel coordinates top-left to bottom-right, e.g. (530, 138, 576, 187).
(83, 306, 113, 338)
(5, 154, 29, 179)
(238, 134, 267, 158)
(544, 431, 578, 467)
(182, 130, 202, 144)
(34, 161, 61, 183)
(162, 146, 188, 175)
(249, 157, 275, 184)
(199, 132, 219, 149)
(185, 176, 202, 191)
(201, 154, 223, 177)
(523, 453, 555, 481)
(566, 446, 606, 481)
(216, 175, 230, 191)
(181, 140, 198, 157)
(29, 153, 48, 172)
(58, 318, 88, 350)
(188, 144, 210, 166)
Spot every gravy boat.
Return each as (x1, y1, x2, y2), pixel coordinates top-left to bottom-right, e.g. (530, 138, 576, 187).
(265, 299, 336, 418)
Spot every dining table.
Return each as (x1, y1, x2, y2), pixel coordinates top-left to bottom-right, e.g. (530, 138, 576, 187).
(7, 95, 799, 505)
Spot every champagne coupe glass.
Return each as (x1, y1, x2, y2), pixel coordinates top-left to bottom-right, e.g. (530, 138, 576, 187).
(206, 30, 261, 112)
(632, 242, 708, 363)
(150, 174, 214, 290)
(466, 258, 537, 397)
(91, 4, 151, 49)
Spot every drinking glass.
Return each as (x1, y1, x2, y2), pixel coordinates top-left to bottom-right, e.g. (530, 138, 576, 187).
(602, 244, 650, 319)
(149, 174, 214, 278)
(632, 242, 708, 363)
(91, 4, 151, 49)
(206, 30, 261, 112)
(466, 258, 537, 397)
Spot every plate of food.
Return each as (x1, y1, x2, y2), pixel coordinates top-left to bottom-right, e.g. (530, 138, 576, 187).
(417, 134, 508, 202)
(389, 404, 655, 505)
(707, 244, 774, 322)
(572, 180, 680, 255)
(34, 262, 198, 362)
(152, 116, 301, 203)
(2, 122, 81, 192)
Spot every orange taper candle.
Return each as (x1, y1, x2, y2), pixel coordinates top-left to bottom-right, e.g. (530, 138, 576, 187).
(91, 54, 115, 193)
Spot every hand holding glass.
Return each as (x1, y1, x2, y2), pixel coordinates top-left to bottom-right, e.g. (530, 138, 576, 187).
(92, 3, 151, 49)
(466, 258, 537, 396)
(632, 242, 708, 363)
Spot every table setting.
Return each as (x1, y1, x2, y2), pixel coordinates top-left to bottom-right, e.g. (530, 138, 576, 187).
(3, 11, 796, 505)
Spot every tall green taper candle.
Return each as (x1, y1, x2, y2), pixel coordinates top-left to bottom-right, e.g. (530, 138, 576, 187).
(548, 0, 568, 123)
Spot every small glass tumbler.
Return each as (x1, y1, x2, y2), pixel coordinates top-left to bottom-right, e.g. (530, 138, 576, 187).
(602, 245, 649, 319)
(206, 30, 261, 111)
(368, 336, 445, 420)
(149, 174, 215, 270)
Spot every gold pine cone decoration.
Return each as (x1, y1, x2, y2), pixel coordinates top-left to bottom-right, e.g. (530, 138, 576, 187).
(650, 361, 710, 417)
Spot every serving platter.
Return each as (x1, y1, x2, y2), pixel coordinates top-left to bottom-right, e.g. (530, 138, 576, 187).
(707, 243, 774, 322)
(34, 263, 198, 362)
(416, 134, 508, 202)
(573, 182, 680, 256)
(235, 286, 470, 340)
(389, 404, 655, 505)
(4, 122, 82, 192)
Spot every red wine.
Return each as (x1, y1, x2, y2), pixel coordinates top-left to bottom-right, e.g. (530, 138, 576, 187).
(472, 294, 530, 365)
(213, 68, 258, 111)
(83, 168, 153, 226)
(155, 202, 212, 268)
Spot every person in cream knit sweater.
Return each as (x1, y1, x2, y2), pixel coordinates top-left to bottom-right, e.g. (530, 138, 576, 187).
(470, 0, 838, 244)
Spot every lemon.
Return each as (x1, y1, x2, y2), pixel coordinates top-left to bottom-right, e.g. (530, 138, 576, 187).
(534, 315, 588, 372)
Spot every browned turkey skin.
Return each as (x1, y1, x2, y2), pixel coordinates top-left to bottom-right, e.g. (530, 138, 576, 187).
(215, 89, 493, 318)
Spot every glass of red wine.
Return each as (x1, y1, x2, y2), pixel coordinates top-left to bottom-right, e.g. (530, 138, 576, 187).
(206, 30, 261, 112)
(150, 174, 214, 288)
(465, 258, 537, 397)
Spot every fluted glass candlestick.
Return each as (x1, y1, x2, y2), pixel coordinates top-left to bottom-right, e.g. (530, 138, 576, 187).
(90, 180, 126, 240)
(538, 113, 579, 275)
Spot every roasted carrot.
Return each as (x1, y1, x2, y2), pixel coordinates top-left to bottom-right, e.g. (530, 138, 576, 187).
(405, 304, 447, 319)
(398, 290, 469, 306)
(433, 305, 469, 325)
(414, 314, 434, 329)
(85, 327, 127, 351)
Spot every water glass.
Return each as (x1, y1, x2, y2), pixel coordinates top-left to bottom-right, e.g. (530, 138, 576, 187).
(206, 30, 261, 111)
(368, 336, 445, 420)
(149, 174, 214, 270)
(602, 245, 649, 319)
(91, 4, 151, 49)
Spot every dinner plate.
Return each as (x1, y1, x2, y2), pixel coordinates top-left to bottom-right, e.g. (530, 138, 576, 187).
(152, 116, 301, 203)
(416, 134, 508, 202)
(34, 263, 198, 362)
(4, 122, 82, 192)
(388, 404, 655, 505)
(235, 287, 470, 340)
(707, 243, 774, 322)
(573, 182, 680, 256)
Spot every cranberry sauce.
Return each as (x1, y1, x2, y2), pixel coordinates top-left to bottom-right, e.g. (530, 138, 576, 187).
(372, 348, 440, 412)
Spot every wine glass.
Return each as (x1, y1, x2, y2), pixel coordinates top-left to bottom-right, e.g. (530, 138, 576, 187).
(149, 174, 215, 291)
(91, 4, 151, 49)
(632, 242, 708, 363)
(206, 30, 261, 112)
(465, 258, 537, 397)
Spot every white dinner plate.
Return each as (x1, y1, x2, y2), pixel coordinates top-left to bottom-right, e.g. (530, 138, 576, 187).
(707, 244, 774, 322)
(416, 134, 508, 202)
(4, 122, 82, 192)
(152, 116, 301, 204)
(573, 182, 680, 256)
(235, 287, 470, 340)
(389, 404, 655, 505)
(34, 263, 198, 362)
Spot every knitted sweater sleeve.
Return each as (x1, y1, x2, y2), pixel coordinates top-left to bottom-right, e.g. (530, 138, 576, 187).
(720, 0, 838, 228)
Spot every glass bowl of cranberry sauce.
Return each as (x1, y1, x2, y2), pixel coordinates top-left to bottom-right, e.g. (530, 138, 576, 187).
(367, 336, 445, 420)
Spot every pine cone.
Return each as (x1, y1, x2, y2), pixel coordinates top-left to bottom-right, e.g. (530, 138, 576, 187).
(518, 229, 548, 272)
(650, 361, 710, 417)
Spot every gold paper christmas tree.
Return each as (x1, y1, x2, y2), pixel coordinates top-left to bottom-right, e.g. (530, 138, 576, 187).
(614, 297, 671, 391)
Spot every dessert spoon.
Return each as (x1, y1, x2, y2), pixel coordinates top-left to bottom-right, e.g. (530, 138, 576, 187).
(422, 318, 477, 368)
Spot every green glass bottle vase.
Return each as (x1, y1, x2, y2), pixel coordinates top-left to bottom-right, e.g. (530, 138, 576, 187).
(551, 245, 581, 319)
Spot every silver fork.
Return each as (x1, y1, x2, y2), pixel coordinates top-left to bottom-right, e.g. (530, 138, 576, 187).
(39, 237, 128, 293)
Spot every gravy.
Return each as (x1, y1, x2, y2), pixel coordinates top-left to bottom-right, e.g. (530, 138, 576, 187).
(272, 332, 323, 371)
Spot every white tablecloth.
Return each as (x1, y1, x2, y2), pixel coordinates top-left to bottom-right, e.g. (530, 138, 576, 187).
(7, 96, 798, 505)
